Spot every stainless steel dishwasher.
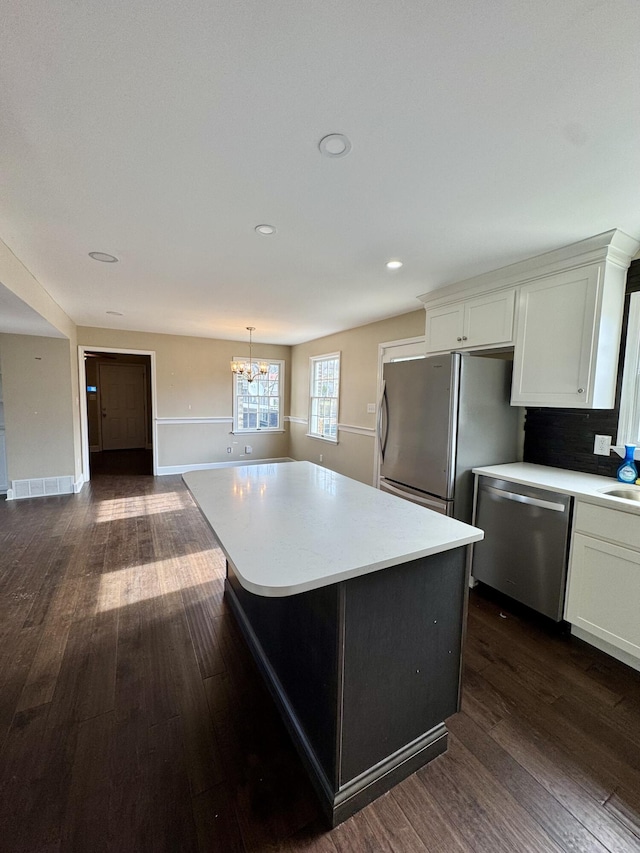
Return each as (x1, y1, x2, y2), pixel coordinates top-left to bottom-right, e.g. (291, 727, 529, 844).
(471, 475, 572, 621)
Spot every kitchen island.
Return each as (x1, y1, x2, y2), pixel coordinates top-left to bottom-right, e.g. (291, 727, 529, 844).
(184, 461, 483, 825)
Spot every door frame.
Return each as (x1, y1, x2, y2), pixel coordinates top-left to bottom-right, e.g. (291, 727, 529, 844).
(78, 346, 158, 481)
(373, 335, 425, 486)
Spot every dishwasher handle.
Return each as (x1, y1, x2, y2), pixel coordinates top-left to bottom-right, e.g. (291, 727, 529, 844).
(482, 484, 567, 513)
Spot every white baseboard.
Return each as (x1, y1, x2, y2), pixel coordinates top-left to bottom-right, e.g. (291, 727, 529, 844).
(74, 474, 85, 493)
(157, 457, 294, 476)
(7, 475, 75, 501)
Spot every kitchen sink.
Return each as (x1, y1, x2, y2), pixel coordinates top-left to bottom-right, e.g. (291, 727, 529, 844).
(601, 487, 640, 501)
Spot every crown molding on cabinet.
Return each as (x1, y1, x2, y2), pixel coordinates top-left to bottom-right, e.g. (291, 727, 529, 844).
(418, 229, 640, 309)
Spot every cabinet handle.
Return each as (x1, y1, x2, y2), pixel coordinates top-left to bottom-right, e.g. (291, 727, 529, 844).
(462, 336, 468, 341)
(456, 337, 462, 341)
(578, 388, 584, 394)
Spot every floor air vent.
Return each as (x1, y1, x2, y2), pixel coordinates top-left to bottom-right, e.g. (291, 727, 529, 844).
(11, 476, 74, 499)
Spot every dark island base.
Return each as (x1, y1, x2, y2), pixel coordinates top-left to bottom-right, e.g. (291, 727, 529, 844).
(225, 546, 468, 826)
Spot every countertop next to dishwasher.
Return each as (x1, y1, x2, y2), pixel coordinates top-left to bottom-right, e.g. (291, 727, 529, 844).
(472, 462, 640, 515)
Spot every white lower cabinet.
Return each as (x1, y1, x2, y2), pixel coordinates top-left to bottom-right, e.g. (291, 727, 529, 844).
(565, 502, 640, 664)
(567, 533, 640, 658)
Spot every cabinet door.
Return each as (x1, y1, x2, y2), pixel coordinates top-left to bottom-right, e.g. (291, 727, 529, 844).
(511, 265, 601, 407)
(566, 533, 640, 658)
(463, 289, 515, 349)
(425, 290, 515, 354)
(425, 302, 464, 353)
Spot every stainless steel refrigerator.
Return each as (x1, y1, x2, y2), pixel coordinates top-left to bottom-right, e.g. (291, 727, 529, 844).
(378, 352, 521, 522)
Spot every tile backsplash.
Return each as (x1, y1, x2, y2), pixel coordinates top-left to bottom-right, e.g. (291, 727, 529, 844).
(524, 407, 621, 477)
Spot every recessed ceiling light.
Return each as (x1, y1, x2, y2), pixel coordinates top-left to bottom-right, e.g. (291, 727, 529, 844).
(106, 310, 123, 316)
(89, 252, 119, 263)
(255, 224, 276, 235)
(318, 133, 352, 158)
(386, 260, 403, 270)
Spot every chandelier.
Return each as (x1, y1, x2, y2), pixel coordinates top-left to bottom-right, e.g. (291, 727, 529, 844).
(230, 326, 268, 383)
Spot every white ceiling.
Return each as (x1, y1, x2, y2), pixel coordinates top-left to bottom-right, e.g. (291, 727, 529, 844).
(1, 0, 640, 345)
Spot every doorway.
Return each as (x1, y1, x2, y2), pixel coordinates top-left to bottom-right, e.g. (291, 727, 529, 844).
(79, 347, 157, 480)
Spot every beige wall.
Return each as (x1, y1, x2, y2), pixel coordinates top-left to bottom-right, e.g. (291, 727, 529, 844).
(0, 246, 426, 485)
(77, 327, 292, 469)
(288, 422, 378, 483)
(289, 310, 425, 484)
(79, 313, 427, 478)
(0, 334, 77, 481)
(157, 423, 289, 467)
(0, 240, 83, 485)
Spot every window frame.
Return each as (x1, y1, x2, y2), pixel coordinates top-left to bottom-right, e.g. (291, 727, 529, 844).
(307, 352, 341, 443)
(616, 291, 640, 458)
(232, 357, 285, 434)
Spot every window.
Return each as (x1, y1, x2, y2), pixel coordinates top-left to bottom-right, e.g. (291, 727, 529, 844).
(233, 359, 284, 433)
(617, 291, 640, 450)
(308, 352, 340, 442)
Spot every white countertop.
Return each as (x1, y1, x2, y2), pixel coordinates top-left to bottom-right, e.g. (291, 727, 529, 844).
(472, 462, 640, 515)
(184, 461, 483, 597)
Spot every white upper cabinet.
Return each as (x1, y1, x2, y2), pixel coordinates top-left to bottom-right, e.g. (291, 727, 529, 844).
(419, 229, 639, 409)
(425, 302, 463, 353)
(510, 263, 614, 408)
(425, 289, 515, 354)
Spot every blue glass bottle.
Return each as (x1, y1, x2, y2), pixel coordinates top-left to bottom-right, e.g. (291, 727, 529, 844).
(617, 444, 638, 484)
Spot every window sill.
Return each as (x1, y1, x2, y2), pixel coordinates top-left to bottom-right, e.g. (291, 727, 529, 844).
(306, 433, 339, 445)
(612, 445, 640, 460)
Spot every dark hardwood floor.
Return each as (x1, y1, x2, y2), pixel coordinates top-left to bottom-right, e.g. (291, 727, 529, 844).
(89, 449, 153, 477)
(1, 473, 640, 852)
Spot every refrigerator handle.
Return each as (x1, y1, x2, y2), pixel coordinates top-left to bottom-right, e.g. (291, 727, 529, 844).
(377, 380, 389, 460)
